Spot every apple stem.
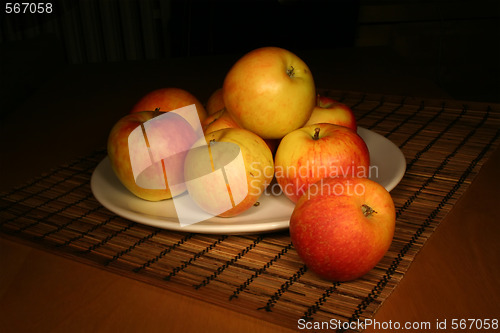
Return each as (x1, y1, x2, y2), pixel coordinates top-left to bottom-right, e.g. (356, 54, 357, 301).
(313, 128, 320, 140)
(362, 204, 377, 217)
(286, 66, 295, 78)
(153, 107, 161, 117)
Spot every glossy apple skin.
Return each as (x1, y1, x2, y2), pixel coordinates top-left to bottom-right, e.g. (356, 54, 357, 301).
(274, 123, 370, 203)
(290, 177, 396, 281)
(107, 111, 197, 201)
(205, 88, 225, 115)
(129, 87, 207, 131)
(184, 128, 274, 217)
(222, 47, 316, 139)
(305, 95, 357, 131)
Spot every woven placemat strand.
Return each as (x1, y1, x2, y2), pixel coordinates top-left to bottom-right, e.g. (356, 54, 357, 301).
(1, 91, 499, 332)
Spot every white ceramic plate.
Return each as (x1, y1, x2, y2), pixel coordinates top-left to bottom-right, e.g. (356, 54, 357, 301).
(90, 127, 406, 234)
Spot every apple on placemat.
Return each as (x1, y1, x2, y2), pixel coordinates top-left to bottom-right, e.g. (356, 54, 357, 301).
(289, 177, 396, 282)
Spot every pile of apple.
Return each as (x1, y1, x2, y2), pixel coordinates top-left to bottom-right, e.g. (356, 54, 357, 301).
(107, 47, 396, 282)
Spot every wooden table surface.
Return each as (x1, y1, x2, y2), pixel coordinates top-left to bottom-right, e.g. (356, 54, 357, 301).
(1, 50, 499, 332)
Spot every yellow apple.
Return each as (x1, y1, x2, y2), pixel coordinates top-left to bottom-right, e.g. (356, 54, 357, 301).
(183, 128, 274, 217)
(222, 47, 316, 139)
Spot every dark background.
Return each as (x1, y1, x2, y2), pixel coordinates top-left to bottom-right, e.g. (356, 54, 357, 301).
(1, 0, 499, 122)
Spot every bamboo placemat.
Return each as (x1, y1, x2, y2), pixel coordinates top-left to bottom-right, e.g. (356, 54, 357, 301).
(1, 91, 499, 332)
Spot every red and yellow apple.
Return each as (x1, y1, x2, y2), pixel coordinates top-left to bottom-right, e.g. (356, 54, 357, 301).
(274, 123, 370, 203)
(183, 128, 274, 217)
(202, 108, 240, 134)
(290, 176, 396, 281)
(222, 47, 316, 139)
(107, 110, 198, 201)
(205, 88, 225, 115)
(305, 95, 357, 131)
(129, 87, 207, 132)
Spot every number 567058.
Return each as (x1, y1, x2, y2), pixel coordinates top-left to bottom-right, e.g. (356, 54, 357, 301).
(5, 3, 53, 14)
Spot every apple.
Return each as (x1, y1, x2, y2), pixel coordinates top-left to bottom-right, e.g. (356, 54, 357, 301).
(129, 87, 208, 132)
(305, 94, 357, 131)
(202, 109, 279, 156)
(289, 176, 396, 281)
(183, 128, 274, 217)
(205, 88, 225, 115)
(202, 108, 240, 134)
(274, 123, 370, 203)
(222, 46, 316, 139)
(107, 110, 198, 201)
